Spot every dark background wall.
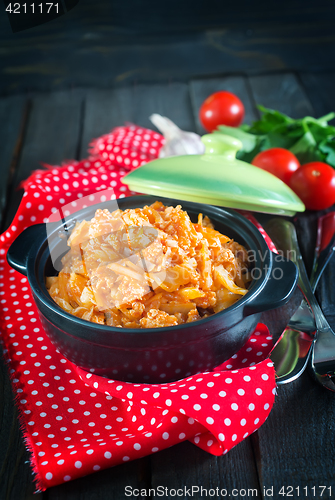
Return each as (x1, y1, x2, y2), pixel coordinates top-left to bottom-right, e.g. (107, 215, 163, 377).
(1, 0, 335, 94)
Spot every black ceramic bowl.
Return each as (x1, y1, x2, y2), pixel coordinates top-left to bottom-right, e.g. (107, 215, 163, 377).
(7, 195, 298, 383)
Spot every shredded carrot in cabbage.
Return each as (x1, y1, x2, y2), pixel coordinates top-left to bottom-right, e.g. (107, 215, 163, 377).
(46, 202, 250, 328)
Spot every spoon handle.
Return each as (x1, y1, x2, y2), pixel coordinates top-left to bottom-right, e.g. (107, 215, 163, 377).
(265, 216, 335, 387)
(265, 219, 319, 310)
(265, 219, 330, 333)
(310, 211, 335, 292)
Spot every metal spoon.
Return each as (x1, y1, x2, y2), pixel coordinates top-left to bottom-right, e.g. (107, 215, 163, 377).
(266, 214, 335, 390)
(309, 212, 335, 391)
(266, 219, 318, 383)
(310, 211, 335, 289)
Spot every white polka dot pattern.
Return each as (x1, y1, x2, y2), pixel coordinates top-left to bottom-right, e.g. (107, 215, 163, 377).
(89, 125, 164, 171)
(0, 125, 277, 492)
(75, 327, 275, 458)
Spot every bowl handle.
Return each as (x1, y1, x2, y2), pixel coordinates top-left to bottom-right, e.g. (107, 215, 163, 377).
(7, 224, 46, 276)
(243, 254, 298, 316)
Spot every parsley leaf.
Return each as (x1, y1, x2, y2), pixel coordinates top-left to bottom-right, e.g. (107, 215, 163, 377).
(215, 106, 335, 168)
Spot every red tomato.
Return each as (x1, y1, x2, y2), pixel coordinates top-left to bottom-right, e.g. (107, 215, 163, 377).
(199, 91, 245, 132)
(251, 148, 300, 185)
(289, 162, 335, 211)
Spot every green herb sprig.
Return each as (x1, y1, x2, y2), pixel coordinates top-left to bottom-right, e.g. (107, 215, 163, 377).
(215, 105, 335, 166)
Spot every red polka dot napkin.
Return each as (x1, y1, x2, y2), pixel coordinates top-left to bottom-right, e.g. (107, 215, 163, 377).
(0, 125, 276, 492)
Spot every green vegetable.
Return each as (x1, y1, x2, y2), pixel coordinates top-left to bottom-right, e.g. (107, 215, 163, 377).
(214, 105, 335, 167)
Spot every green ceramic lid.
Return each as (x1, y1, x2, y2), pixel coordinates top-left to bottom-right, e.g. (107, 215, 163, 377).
(122, 134, 305, 216)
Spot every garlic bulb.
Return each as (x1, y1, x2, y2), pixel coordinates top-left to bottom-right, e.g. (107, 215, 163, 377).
(150, 114, 205, 158)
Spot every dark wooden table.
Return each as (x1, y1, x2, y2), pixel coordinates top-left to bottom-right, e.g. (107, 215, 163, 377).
(1, 72, 335, 500)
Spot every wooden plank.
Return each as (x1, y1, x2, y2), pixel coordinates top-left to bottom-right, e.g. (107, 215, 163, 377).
(299, 71, 335, 118)
(47, 457, 151, 500)
(145, 77, 261, 494)
(246, 73, 335, 495)
(80, 88, 134, 158)
(43, 86, 159, 499)
(131, 82, 195, 132)
(189, 76, 258, 134)
(0, 93, 43, 500)
(0, 357, 43, 500)
(250, 71, 335, 324)
(80, 83, 195, 158)
(2, 0, 335, 44)
(136, 77, 262, 494)
(254, 371, 335, 495)
(311, 216, 335, 320)
(299, 72, 335, 317)
(0, 95, 28, 230)
(256, 269, 335, 494)
(1, 76, 332, 500)
(3, 90, 85, 230)
(0, 90, 84, 500)
(81, 79, 267, 497)
(0, 86, 160, 500)
(248, 73, 315, 118)
(151, 440, 260, 497)
(2, 6, 335, 93)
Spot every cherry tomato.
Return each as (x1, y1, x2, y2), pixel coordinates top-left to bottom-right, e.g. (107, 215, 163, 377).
(289, 162, 335, 211)
(251, 148, 300, 185)
(199, 91, 245, 132)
